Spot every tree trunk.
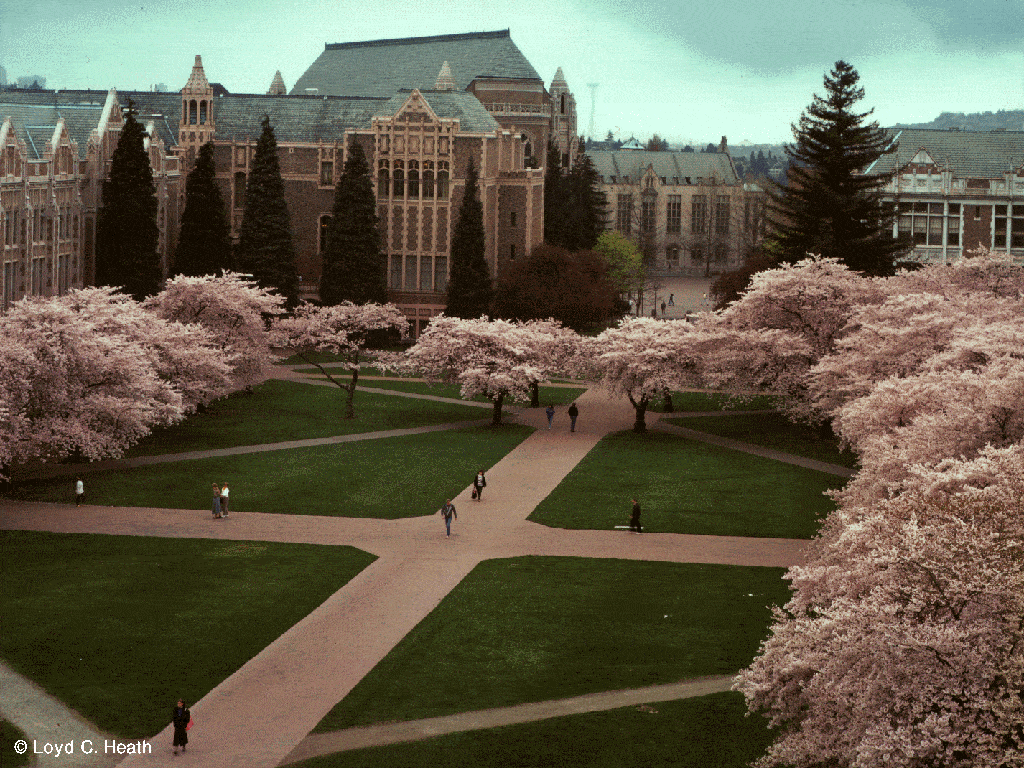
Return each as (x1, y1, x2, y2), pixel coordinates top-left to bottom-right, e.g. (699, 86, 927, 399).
(530, 381, 540, 408)
(628, 393, 649, 433)
(344, 366, 358, 420)
(491, 392, 505, 426)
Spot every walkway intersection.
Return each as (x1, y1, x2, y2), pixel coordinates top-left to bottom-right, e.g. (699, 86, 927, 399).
(0, 372, 832, 767)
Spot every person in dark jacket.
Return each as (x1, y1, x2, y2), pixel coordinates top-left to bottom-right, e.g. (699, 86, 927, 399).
(629, 498, 642, 534)
(473, 470, 487, 501)
(440, 499, 457, 537)
(567, 403, 579, 433)
(172, 699, 191, 754)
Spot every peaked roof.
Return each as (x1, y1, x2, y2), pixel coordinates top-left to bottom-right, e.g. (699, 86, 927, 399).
(375, 89, 499, 133)
(551, 67, 567, 88)
(292, 29, 542, 97)
(0, 102, 102, 159)
(434, 61, 456, 91)
(866, 128, 1024, 178)
(589, 150, 739, 185)
(267, 71, 287, 96)
(184, 55, 210, 92)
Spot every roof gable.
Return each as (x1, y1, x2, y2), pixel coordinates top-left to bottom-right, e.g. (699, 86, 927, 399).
(867, 128, 1024, 179)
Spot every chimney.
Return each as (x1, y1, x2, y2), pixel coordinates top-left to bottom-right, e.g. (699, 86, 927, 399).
(720, 136, 728, 154)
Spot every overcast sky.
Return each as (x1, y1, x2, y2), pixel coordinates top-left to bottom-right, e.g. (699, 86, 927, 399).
(2, 0, 1022, 145)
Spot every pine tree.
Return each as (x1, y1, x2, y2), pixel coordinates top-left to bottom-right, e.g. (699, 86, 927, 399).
(561, 144, 605, 251)
(767, 60, 908, 276)
(236, 116, 299, 307)
(95, 102, 162, 300)
(543, 140, 565, 247)
(174, 142, 232, 277)
(445, 158, 492, 317)
(319, 140, 388, 305)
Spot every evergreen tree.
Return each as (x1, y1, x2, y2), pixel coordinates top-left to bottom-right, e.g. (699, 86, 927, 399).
(320, 140, 388, 305)
(236, 115, 299, 307)
(560, 146, 605, 251)
(767, 60, 909, 276)
(543, 140, 565, 247)
(174, 142, 232, 277)
(95, 102, 162, 300)
(445, 158, 492, 317)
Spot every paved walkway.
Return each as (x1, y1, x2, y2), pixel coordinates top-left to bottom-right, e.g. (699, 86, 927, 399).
(1, 377, 817, 767)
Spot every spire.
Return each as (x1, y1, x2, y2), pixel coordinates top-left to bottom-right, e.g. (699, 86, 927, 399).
(267, 70, 287, 96)
(434, 61, 456, 91)
(551, 67, 567, 88)
(184, 55, 210, 93)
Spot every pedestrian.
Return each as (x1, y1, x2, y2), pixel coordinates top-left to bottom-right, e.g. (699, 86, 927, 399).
(668, 293, 674, 306)
(220, 482, 230, 517)
(628, 297, 635, 316)
(545, 404, 555, 429)
(212, 484, 222, 519)
(440, 499, 457, 537)
(567, 402, 579, 433)
(75, 477, 84, 507)
(172, 699, 190, 755)
(473, 469, 487, 501)
(629, 498, 643, 534)
(661, 301, 666, 315)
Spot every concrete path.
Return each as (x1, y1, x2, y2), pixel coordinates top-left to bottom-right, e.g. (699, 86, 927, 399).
(280, 675, 735, 764)
(1, 382, 816, 767)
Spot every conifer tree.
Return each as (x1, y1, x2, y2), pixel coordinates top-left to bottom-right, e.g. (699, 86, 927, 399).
(445, 158, 492, 317)
(543, 140, 565, 246)
(95, 103, 162, 300)
(320, 140, 388, 305)
(767, 61, 908, 276)
(561, 144, 605, 251)
(174, 142, 232, 277)
(236, 116, 299, 307)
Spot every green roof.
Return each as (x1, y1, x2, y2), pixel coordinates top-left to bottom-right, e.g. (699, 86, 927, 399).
(588, 150, 739, 185)
(375, 90, 500, 134)
(866, 128, 1024, 179)
(292, 29, 542, 98)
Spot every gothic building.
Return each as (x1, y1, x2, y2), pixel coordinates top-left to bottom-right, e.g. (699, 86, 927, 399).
(589, 141, 763, 277)
(1, 30, 578, 333)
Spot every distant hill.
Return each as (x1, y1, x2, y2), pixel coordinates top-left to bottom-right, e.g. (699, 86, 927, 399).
(891, 110, 1024, 132)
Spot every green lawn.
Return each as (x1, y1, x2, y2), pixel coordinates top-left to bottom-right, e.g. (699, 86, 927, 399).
(295, 692, 775, 768)
(670, 411, 859, 469)
(315, 557, 789, 731)
(529, 430, 839, 538)
(650, 391, 780, 413)
(122, 379, 488, 458)
(0, 721, 31, 767)
(8, 426, 535, 517)
(0, 531, 376, 738)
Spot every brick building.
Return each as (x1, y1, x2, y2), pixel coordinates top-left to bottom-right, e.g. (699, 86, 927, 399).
(866, 128, 1024, 264)
(2, 30, 577, 332)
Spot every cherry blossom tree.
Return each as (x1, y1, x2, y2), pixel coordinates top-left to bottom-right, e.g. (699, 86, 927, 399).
(146, 272, 285, 389)
(395, 316, 546, 426)
(0, 288, 226, 474)
(736, 445, 1024, 768)
(519, 319, 582, 407)
(272, 302, 409, 419)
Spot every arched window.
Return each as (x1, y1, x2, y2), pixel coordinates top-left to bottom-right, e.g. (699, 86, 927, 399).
(189, 100, 197, 125)
(437, 161, 449, 200)
(560, 94, 566, 114)
(393, 160, 404, 198)
(408, 160, 419, 198)
(378, 161, 389, 196)
(199, 101, 207, 124)
(422, 161, 434, 198)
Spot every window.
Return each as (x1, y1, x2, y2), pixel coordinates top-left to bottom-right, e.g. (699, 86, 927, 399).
(994, 204, 1024, 249)
(898, 201, 950, 246)
(640, 195, 656, 235)
(320, 161, 333, 187)
(378, 161, 389, 196)
(408, 160, 419, 198)
(199, 101, 207, 125)
(189, 100, 197, 125)
(233, 172, 246, 209)
(2, 260, 15, 309)
(510, 210, 517, 227)
(510, 243, 516, 260)
(422, 161, 434, 198)
(389, 254, 402, 289)
(715, 196, 730, 235)
(434, 255, 447, 292)
(393, 160, 404, 198)
(667, 195, 681, 234)
(691, 195, 707, 234)
(420, 254, 432, 290)
(437, 162, 449, 200)
(319, 215, 331, 252)
(616, 194, 633, 234)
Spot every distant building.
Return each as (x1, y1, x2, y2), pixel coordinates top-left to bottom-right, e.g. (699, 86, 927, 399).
(589, 139, 764, 277)
(2, 31, 577, 331)
(866, 128, 1024, 264)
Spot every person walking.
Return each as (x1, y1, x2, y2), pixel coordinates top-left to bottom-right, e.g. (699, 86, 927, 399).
(75, 477, 84, 507)
(661, 300, 666, 316)
(567, 402, 579, 433)
(473, 470, 487, 501)
(440, 499, 457, 537)
(668, 293, 674, 306)
(212, 484, 222, 519)
(220, 482, 230, 517)
(172, 699, 191, 755)
(629, 498, 643, 534)
(545, 404, 555, 429)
